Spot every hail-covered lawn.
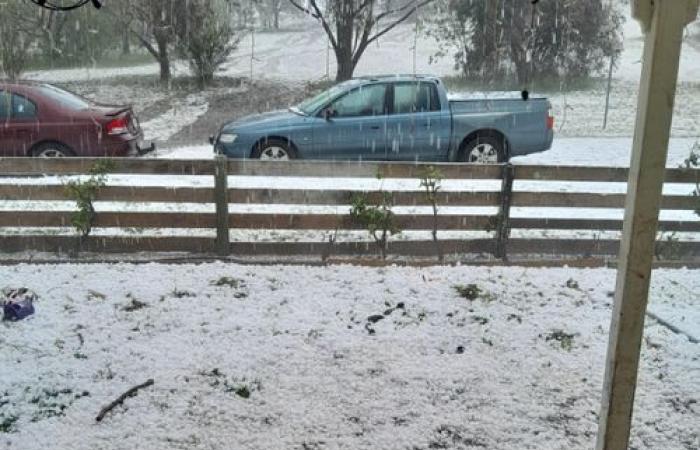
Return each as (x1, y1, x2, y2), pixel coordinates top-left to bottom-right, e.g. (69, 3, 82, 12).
(0, 263, 697, 450)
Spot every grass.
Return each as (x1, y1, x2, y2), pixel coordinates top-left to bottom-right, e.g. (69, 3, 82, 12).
(25, 52, 154, 72)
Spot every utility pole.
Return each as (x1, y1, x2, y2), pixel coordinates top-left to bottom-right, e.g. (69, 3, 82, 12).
(602, 52, 615, 129)
(603, 0, 617, 130)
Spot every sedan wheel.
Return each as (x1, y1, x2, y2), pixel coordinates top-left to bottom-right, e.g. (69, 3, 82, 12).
(31, 143, 74, 158)
(36, 148, 69, 158)
(259, 145, 290, 161)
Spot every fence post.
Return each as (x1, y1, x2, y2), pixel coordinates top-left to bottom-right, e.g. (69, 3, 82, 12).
(495, 163, 514, 260)
(214, 155, 230, 256)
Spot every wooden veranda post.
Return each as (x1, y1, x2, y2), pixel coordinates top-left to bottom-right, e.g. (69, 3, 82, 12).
(596, 1, 699, 450)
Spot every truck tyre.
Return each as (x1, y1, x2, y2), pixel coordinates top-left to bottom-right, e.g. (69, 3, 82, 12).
(461, 136, 506, 164)
(252, 139, 297, 161)
(30, 142, 75, 158)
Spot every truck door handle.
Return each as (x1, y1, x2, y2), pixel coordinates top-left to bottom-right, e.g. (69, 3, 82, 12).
(15, 129, 30, 137)
(370, 125, 381, 130)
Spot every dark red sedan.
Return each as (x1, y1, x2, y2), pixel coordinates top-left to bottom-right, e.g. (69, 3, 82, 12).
(0, 81, 153, 157)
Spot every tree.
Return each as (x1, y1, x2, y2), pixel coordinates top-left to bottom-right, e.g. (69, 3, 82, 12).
(120, 0, 187, 85)
(178, 0, 241, 87)
(254, 0, 284, 29)
(427, 0, 623, 86)
(289, 0, 434, 81)
(0, 3, 41, 80)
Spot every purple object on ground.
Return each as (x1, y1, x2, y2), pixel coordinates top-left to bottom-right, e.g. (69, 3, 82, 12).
(2, 288, 36, 321)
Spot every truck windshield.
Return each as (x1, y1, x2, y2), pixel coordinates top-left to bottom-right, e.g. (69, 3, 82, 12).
(297, 81, 355, 115)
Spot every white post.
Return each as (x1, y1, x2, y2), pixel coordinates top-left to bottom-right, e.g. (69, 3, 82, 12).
(596, 1, 699, 450)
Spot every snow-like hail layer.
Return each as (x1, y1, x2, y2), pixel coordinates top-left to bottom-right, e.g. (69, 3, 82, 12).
(0, 263, 697, 450)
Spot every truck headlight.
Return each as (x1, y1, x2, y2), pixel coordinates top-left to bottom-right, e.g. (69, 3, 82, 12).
(218, 133, 238, 144)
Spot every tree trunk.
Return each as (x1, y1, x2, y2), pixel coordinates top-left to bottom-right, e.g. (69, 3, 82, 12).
(156, 36, 171, 85)
(158, 56, 171, 85)
(335, 54, 356, 82)
(122, 28, 131, 55)
(334, 7, 355, 82)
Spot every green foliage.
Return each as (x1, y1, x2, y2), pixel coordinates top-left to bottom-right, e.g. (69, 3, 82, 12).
(420, 165, 444, 261)
(63, 161, 114, 238)
(211, 276, 245, 289)
(681, 141, 700, 217)
(201, 368, 260, 399)
(453, 283, 481, 301)
(350, 189, 400, 259)
(177, 0, 241, 87)
(426, 0, 624, 86)
(0, 3, 37, 80)
(545, 330, 576, 351)
(655, 231, 684, 261)
(419, 165, 443, 205)
(0, 414, 18, 433)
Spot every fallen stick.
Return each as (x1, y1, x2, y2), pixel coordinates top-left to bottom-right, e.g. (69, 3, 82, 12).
(95, 378, 154, 422)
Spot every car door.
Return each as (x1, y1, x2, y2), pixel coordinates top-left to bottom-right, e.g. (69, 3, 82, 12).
(313, 83, 388, 160)
(0, 92, 39, 156)
(385, 81, 450, 161)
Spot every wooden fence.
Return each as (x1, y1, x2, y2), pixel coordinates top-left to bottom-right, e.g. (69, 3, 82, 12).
(0, 156, 699, 262)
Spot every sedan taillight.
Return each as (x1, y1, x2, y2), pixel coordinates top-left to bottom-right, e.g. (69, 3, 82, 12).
(546, 115, 555, 130)
(105, 117, 129, 135)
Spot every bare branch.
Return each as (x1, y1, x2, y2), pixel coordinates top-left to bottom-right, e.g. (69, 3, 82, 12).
(288, 0, 338, 50)
(366, 0, 433, 47)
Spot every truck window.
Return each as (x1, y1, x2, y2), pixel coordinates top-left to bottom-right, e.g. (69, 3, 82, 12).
(329, 84, 387, 118)
(393, 82, 440, 114)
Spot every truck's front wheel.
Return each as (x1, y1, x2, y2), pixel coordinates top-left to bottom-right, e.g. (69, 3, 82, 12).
(460, 137, 505, 164)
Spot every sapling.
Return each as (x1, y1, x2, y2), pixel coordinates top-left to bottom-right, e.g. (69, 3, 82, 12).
(63, 160, 114, 238)
(419, 165, 444, 262)
(350, 192, 400, 259)
(681, 141, 700, 216)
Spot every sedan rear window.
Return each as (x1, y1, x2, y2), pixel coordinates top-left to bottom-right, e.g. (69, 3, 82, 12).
(12, 95, 37, 119)
(38, 84, 91, 110)
(0, 91, 9, 119)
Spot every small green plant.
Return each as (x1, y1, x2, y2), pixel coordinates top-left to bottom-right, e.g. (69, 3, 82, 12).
(545, 330, 576, 351)
(0, 414, 18, 433)
(170, 288, 196, 299)
(63, 160, 114, 238)
(681, 142, 700, 217)
(453, 284, 482, 301)
(212, 277, 244, 288)
(122, 293, 148, 312)
(350, 190, 400, 260)
(233, 385, 250, 399)
(565, 278, 579, 289)
(419, 165, 444, 262)
(655, 231, 684, 261)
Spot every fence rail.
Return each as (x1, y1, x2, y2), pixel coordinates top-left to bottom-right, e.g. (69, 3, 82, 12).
(1, 157, 698, 261)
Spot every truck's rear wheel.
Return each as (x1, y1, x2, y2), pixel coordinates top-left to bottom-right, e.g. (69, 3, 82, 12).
(252, 139, 297, 161)
(461, 136, 505, 164)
